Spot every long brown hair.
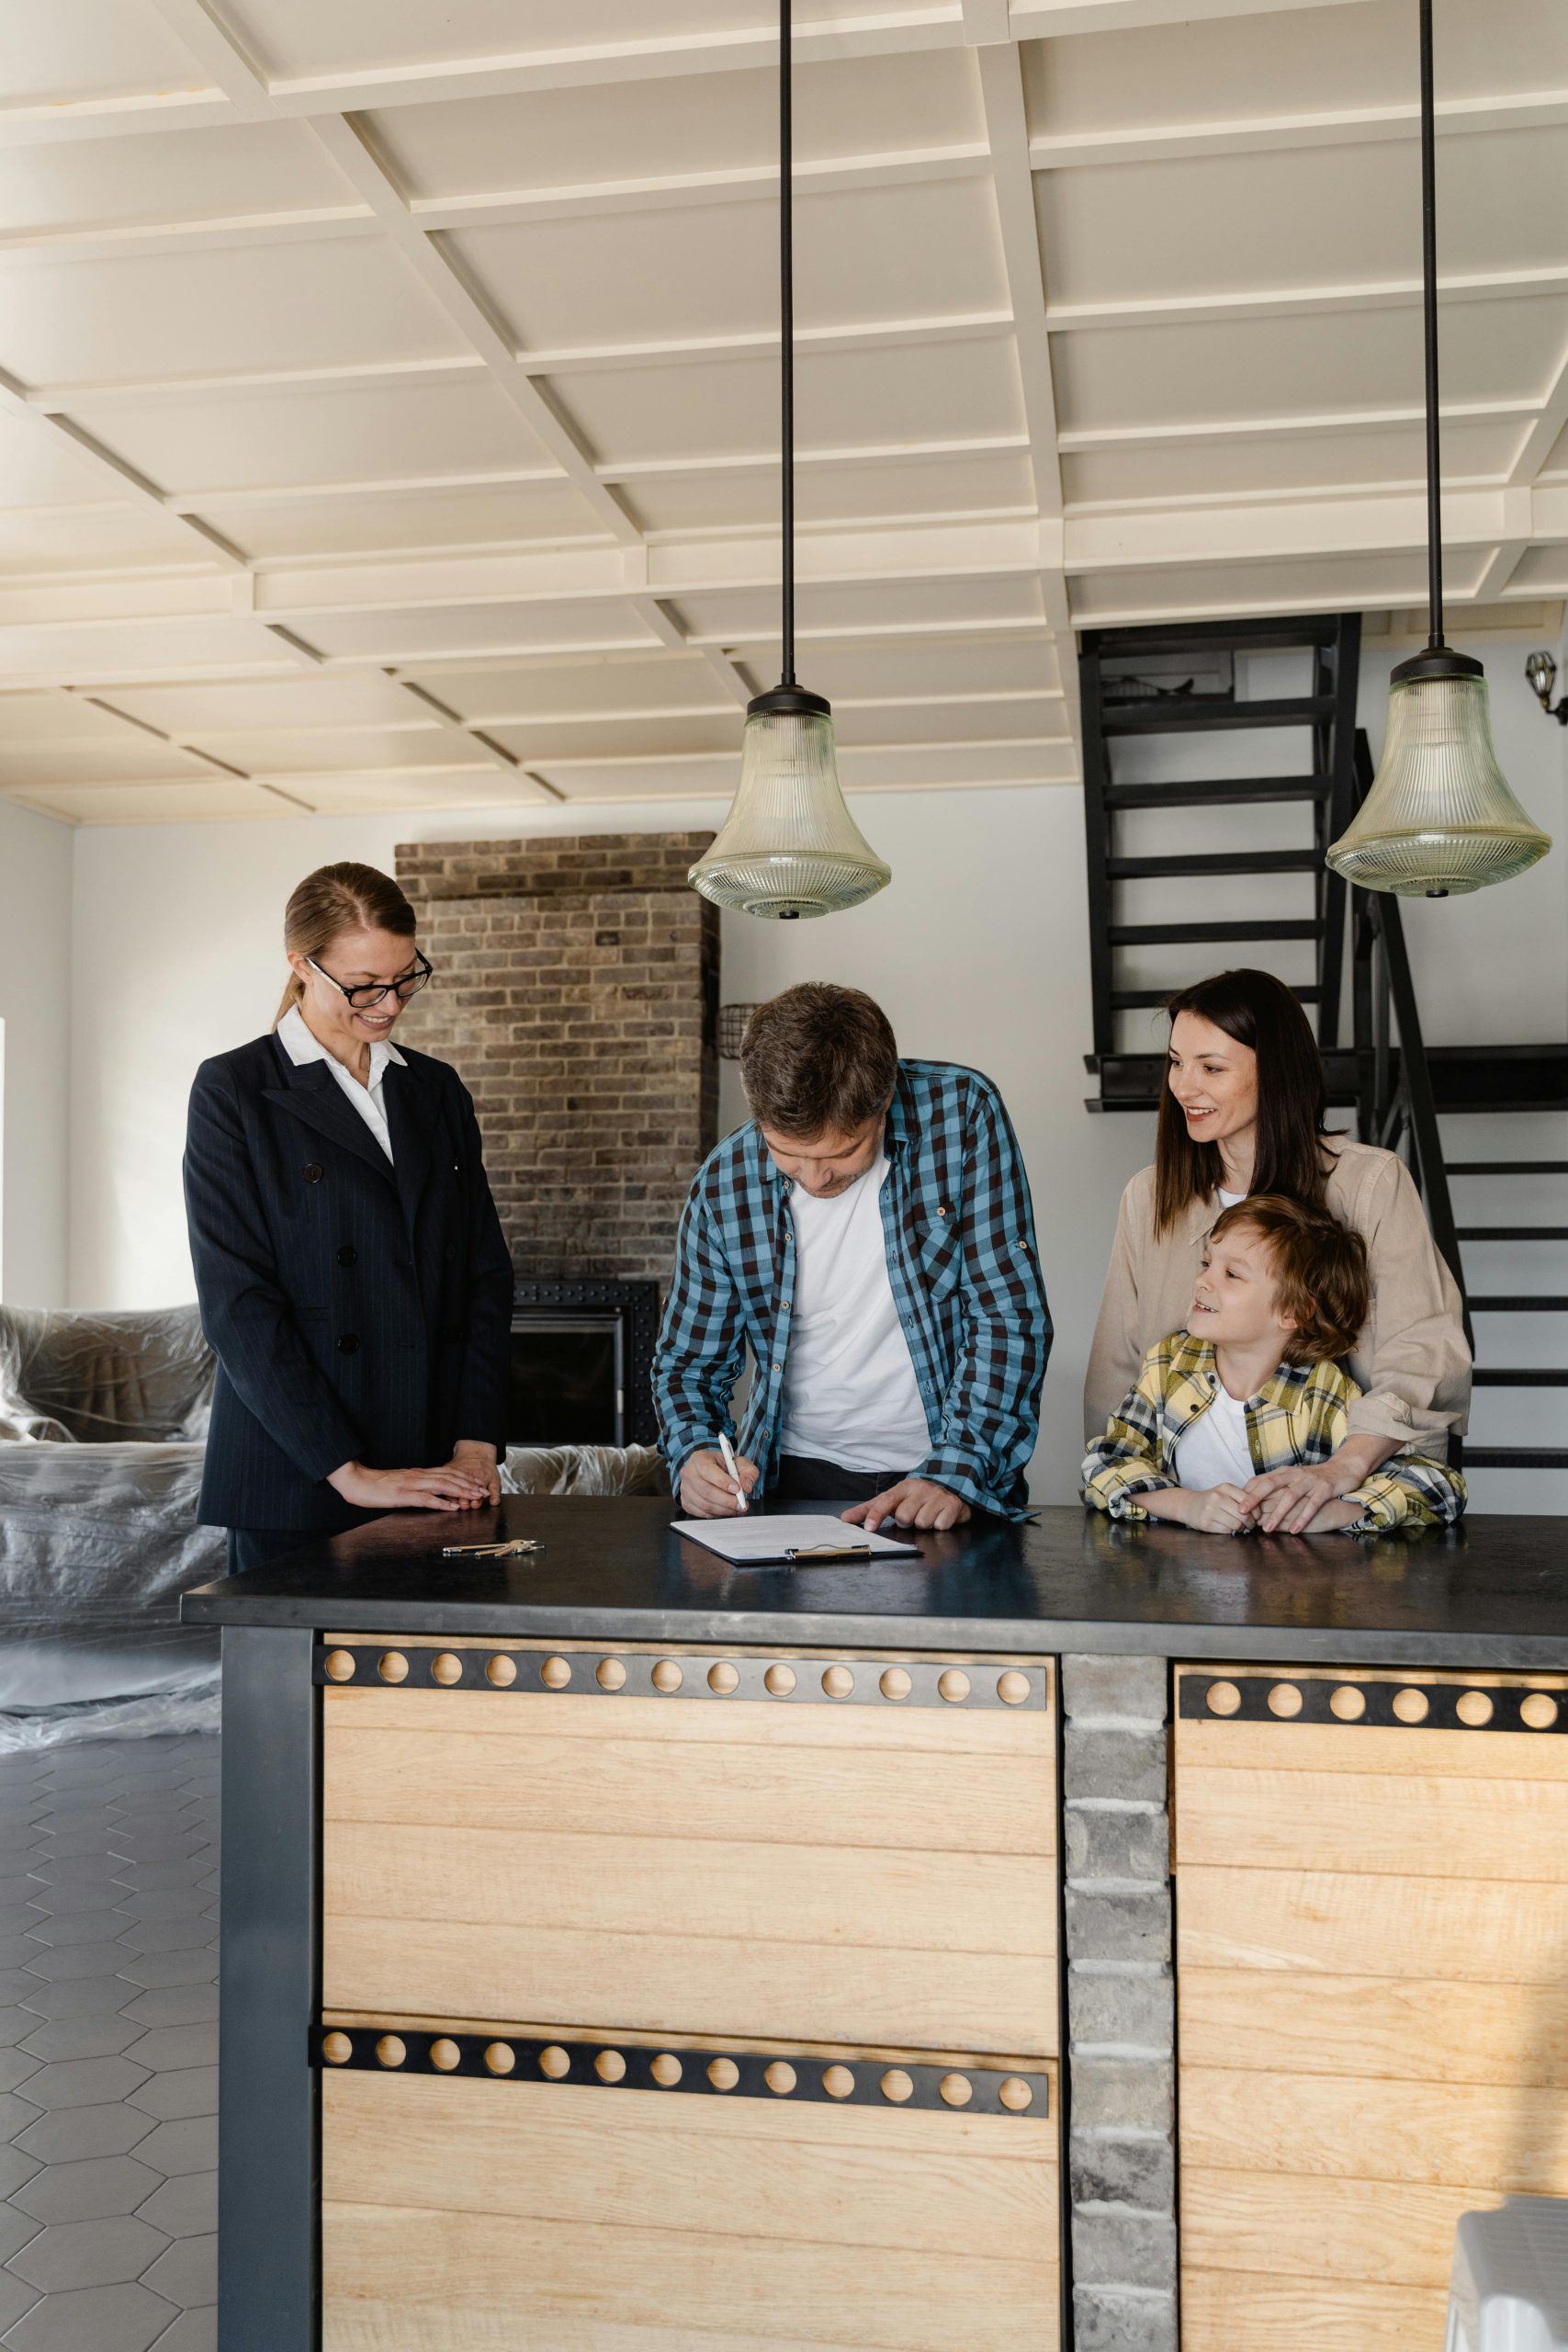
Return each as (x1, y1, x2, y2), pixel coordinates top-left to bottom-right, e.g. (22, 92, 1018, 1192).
(274, 862, 417, 1028)
(1153, 968, 1336, 1234)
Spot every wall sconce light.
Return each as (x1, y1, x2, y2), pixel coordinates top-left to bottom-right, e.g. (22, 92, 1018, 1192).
(1525, 651, 1568, 726)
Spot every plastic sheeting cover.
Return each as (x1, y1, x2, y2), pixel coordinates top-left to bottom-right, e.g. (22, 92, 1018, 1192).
(0, 1303, 213, 1443)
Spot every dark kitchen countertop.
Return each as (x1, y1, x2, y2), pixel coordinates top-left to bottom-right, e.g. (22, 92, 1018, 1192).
(180, 1497, 1568, 1669)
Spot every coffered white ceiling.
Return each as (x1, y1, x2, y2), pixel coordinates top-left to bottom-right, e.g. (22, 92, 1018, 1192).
(0, 0, 1565, 822)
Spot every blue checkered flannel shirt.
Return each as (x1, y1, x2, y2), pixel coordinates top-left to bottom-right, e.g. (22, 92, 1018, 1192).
(653, 1060, 1052, 1519)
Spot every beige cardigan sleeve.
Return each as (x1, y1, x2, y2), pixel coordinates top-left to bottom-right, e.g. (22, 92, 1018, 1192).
(1084, 1171, 1155, 1443)
(1344, 1151, 1472, 1448)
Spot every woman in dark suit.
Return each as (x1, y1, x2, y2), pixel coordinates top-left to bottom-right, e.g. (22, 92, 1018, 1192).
(184, 862, 513, 1573)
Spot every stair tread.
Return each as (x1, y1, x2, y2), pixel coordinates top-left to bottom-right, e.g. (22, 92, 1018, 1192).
(1101, 695, 1336, 735)
(1462, 1446, 1568, 1468)
(1457, 1227, 1568, 1240)
(1111, 985, 1322, 1011)
(1089, 616, 1344, 655)
(1470, 1295, 1568, 1311)
(1109, 919, 1323, 944)
(1472, 1367, 1568, 1384)
(1448, 1161, 1568, 1175)
(1107, 849, 1323, 879)
(1102, 777, 1332, 810)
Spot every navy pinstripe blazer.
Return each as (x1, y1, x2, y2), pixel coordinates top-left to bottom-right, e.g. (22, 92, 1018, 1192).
(183, 1031, 513, 1532)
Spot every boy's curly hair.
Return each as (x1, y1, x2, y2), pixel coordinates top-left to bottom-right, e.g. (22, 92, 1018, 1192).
(1209, 1193, 1370, 1363)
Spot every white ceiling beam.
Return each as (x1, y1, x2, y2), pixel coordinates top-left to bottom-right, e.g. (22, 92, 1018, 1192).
(1057, 400, 1537, 452)
(1507, 332, 1568, 487)
(1030, 89, 1568, 171)
(59, 687, 314, 809)
(974, 40, 1078, 752)
(306, 112, 645, 549)
(1046, 265, 1568, 334)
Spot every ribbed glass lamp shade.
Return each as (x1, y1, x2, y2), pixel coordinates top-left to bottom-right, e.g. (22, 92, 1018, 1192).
(689, 690, 891, 920)
(1327, 654, 1551, 898)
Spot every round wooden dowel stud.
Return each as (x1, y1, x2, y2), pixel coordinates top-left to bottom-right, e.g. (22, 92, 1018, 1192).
(1457, 1690, 1495, 1727)
(538, 1656, 570, 1690)
(939, 2073, 973, 2108)
(430, 2039, 461, 2072)
(487, 1655, 518, 1688)
(708, 1661, 739, 1695)
(323, 1651, 355, 1683)
(378, 1652, 409, 1685)
(431, 1653, 463, 1686)
(321, 2032, 353, 2065)
(879, 1668, 911, 1702)
(484, 2043, 515, 2075)
(764, 1663, 796, 1697)
(822, 1666, 854, 1700)
(998, 2077, 1032, 2112)
(880, 2069, 913, 2103)
(938, 1668, 971, 1704)
(651, 1660, 683, 1693)
(707, 2058, 739, 2092)
(376, 2036, 405, 2069)
(764, 2062, 796, 2096)
(1267, 1683, 1303, 1719)
(539, 2046, 570, 2080)
(1522, 1691, 1559, 1731)
(595, 2051, 626, 2083)
(822, 2065, 855, 2099)
(998, 1671, 1031, 1706)
(651, 2053, 682, 2088)
(596, 1658, 626, 1692)
(1329, 1685, 1366, 1722)
(1393, 1687, 1429, 1724)
(1205, 1680, 1242, 1717)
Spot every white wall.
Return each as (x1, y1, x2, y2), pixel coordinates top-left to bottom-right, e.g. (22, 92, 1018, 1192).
(0, 799, 72, 1306)
(68, 785, 1150, 1504)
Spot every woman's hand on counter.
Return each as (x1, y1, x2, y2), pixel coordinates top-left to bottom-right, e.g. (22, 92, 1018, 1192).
(446, 1439, 502, 1505)
(680, 1449, 760, 1518)
(326, 1459, 493, 1511)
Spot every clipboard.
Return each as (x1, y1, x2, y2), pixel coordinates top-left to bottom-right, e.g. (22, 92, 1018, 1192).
(671, 1513, 921, 1565)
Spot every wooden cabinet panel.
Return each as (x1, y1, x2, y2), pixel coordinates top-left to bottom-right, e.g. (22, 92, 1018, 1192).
(322, 1644, 1057, 2057)
(321, 2058, 1060, 2351)
(1174, 1662, 1568, 2351)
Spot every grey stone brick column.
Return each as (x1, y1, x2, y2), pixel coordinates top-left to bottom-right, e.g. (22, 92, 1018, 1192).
(1061, 1656, 1178, 2352)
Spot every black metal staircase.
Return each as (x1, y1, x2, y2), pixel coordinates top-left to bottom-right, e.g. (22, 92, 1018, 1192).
(1081, 611, 1362, 1100)
(1078, 616, 1568, 1492)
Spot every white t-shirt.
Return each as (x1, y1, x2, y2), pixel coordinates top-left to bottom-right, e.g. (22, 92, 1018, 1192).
(779, 1151, 932, 1473)
(1173, 1381, 1255, 1490)
(1217, 1187, 1244, 1209)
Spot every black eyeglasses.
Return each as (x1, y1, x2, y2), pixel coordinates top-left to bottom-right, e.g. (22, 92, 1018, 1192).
(306, 952, 433, 1011)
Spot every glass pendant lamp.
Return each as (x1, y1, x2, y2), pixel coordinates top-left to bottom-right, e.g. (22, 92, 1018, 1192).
(1326, 0, 1550, 899)
(688, 0, 891, 921)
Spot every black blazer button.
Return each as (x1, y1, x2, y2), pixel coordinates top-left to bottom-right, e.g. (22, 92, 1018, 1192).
(337, 1332, 359, 1354)
(337, 1246, 357, 1267)
(303, 1163, 323, 1184)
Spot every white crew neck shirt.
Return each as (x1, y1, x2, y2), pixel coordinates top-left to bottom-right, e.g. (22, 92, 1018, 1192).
(1173, 1379, 1256, 1489)
(778, 1150, 932, 1473)
(1217, 1186, 1244, 1208)
(276, 1003, 404, 1162)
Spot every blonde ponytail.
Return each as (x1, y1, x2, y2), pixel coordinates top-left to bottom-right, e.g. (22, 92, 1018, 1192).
(273, 862, 417, 1031)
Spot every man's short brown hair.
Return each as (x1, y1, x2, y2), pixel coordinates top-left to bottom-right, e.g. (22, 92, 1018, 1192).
(1209, 1193, 1371, 1364)
(739, 983, 898, 1138)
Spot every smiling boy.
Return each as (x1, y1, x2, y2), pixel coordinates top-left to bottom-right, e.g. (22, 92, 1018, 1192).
(1082, 1194, 1465, 1534)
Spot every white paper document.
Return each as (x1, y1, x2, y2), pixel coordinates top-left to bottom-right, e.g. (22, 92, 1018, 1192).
(671, 1513, 921, 1565)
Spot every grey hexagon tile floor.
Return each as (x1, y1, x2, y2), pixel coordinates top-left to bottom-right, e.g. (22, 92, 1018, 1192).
(0, 1736, 218, 2351)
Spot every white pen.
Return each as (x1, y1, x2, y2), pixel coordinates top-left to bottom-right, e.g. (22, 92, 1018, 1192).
(716, 1430, 748, 1514)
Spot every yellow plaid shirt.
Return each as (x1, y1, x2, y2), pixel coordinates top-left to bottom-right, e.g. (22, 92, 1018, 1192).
(1081, 1329, 1466, 1531)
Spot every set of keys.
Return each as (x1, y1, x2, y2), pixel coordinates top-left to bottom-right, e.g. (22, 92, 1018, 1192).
(439, 1536, 539, 1559)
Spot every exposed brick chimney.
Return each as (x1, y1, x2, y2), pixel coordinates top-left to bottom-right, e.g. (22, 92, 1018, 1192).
(395, 834, 718, 1281)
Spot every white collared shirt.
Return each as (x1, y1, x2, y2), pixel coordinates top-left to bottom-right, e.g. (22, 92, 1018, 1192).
(276, 1003, 404, 1162)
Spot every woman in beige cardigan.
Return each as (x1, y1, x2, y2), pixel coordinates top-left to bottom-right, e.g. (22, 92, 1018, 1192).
(1085, 967, 1471, 1534)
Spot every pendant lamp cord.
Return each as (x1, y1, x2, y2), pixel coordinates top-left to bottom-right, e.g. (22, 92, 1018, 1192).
(1419, 0, 1444, 650)
(779, 0, 795, 688)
